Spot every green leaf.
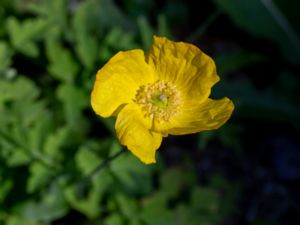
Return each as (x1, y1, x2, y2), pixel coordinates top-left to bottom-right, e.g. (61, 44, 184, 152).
(140, 192, 173, 225)
(26, 0, 68, 33)
(0, 178, 13, 202)
(114, 194, 139, 219)
(104, 28, 137, 50)
(171, 188, 220, 225)
(27, 162, 53, 193)
(104, 214, 126, 225)
(5, 216, 43, 225)
(0, 76, 40, 103)
(0, 76, 44, 131)
(274, 0, 300, 35)
(0, 76, 49, 168)
(6, 150, 31, 167)
(21, 180, 69, 222)
(64, 145, 113, 218)
(97, 0, 133, 31)
(160, 167, 195, 198)
(72, 0, 99, 69)
(110, 147, 154, 194)
(56, 84, 88, 129)
(6, 17, 49, 57)
(0, 41, 13, 74)
(209, 175, 240, 217)
(191, 187, 219, 213)
(215, 50, 265, 76)
(43, 127, 69, 161)
(45, 38, 79, 83)
(75, 146, 102, 175)
(27, 116, 51, 158)
(64, 173, 112, 219)
(137, 16, 154, 50)
(99, 28, 139, 61)
(72, 0, 98, 35)
(157, 14, 171, 38)
(213, 0, 300, 64)
(75, 35, 98, 69)
(215, 80, 300, 125)
(174, 204, 215, 225)
(129, 219, 142, 225)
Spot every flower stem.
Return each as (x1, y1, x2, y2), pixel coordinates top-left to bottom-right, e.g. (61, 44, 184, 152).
(76, 148, 126, 198)
(187, 9, 221, 43)
(87, 148, 126, 180)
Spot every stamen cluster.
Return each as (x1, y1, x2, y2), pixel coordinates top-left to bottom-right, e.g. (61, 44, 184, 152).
(135, 80, 181, 121)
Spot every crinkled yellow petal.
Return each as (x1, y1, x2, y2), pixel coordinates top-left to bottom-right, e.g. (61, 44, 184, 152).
(153, 98, 234, 135)
(91, 50, 155, 117)
(115, 103, 163, 164)
(146, 36, 220, 103)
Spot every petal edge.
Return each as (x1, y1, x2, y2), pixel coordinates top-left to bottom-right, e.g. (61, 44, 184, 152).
(115, 103, 163, 164)
(153, 97, 234, 135)
(91, 49, 155, 117)
(146, 36, 220, 104)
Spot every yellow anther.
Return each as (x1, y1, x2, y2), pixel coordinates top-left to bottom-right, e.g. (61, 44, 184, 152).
(135, 81, 181, 121)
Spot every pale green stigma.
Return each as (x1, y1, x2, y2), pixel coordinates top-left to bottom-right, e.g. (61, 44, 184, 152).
(135, 80, 181, 121)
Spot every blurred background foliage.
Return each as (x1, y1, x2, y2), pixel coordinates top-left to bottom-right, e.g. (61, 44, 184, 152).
(0, 0, 299, 225)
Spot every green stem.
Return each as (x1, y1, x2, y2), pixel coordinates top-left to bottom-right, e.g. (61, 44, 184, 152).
(76, 148, 126, 198)
(261, 0, 300, 54)
(0, 129, 59, 170)
(187, 10, 221, 43)
(87, 148, 126, 180)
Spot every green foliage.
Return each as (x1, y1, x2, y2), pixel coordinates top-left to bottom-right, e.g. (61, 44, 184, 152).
(5, 216, 44, 225)
(0, 42, 12, 75)
(71, 0, 100, 69)
(138, 16, 154, 50)
(213, 0, 300, 64)
(6, 17, 49, 57)
(64, 145, 112, 219)
(215, 50, 265, 77)
(215, 79, 300, 127)
(46, 39, 79, 83)
(0, 0, 298, 224)
(21, 180, 69, 223)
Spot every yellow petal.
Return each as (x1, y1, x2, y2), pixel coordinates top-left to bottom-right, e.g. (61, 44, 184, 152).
(146, 36, 220, 103)
(154, 98, 234, 135)
(91, 50, 155, 117)
(115, 103, 163, 164)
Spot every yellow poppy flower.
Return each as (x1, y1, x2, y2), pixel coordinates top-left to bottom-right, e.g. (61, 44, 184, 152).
(91, 36, 234, 164)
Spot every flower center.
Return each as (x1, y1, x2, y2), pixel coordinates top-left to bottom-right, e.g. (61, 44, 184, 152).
(135, 81, 181, 121)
